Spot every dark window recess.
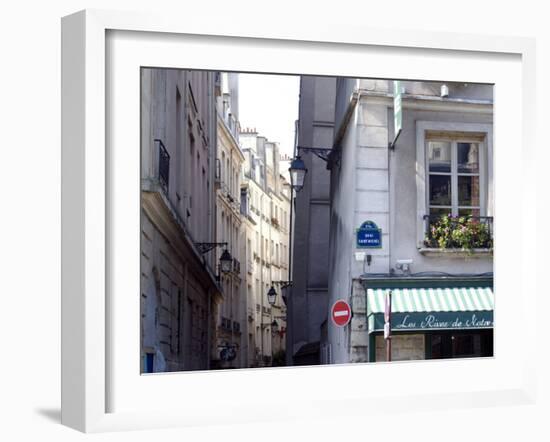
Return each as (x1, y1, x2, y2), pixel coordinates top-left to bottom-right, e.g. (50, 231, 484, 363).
(215, 158, 221, 181)
(145, 353, 154, 373)
(428, 330, 493, 359)
(177, 290, 182, 354)
(155, 139, 170, 192)
(240, 188, 249, 216)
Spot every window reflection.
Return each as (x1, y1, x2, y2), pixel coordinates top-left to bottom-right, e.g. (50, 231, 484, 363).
(428, 141, 451, 172)
(429, 175, 451, 206)
(457, 143, 479, 173)
(458, 175, 480, 206)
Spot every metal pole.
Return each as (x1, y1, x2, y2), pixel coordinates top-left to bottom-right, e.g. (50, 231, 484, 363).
(288, 187, 293, 283)
(385, 290, 392, 362)
(285, 187, 294, 366)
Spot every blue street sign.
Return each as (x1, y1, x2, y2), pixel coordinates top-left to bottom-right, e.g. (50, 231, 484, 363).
(356, 221, 382, 248)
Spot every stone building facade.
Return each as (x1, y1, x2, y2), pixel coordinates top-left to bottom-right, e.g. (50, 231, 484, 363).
(140, 68, 221, 372)
(292, 77, 494, 365)
(213, 73, 247, 368)
(327, 79, 494, 364)
(240, 129, 290, 367)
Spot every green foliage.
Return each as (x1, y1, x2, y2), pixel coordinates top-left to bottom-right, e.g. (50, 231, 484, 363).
(425, 214, 492, 251)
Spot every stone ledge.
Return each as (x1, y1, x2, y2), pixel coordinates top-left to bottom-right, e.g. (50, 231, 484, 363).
(418, 248, 493, 258)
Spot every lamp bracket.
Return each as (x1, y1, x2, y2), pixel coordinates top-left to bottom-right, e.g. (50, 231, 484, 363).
(195, 242, 228, 254)
(297, 146, 341, 168)
(271, 280, 292, 289)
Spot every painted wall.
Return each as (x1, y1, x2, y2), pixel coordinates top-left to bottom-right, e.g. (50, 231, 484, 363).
(327, 80, 494, 363)
(389, 104, 493, 274)
(140, 68, 220, 371)
(327, 101, 359, 364)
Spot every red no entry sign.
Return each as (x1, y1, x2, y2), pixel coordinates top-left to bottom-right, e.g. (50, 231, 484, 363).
(331, 299, 352, 327)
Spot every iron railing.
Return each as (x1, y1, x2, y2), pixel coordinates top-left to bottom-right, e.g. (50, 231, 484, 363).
(423, 214, 493, 249)
(154, 139, 170, 193)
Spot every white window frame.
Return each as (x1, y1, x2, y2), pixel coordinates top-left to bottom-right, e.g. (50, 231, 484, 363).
(416, 121, 493, 248)
(427, 138, 486, 216)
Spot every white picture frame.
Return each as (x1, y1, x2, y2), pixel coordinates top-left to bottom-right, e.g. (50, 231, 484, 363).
(61, 9, 539, 433)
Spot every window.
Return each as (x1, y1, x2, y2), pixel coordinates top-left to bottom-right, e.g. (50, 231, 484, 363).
(144, 353, 155, 373)
(221, 151, 225, 184)
(416, 121, 492, 247)
(226, 158, 230, 187)
(428, 331, 493, 359)
(177, 290, 182, 355)
(427, 138, 484, 217)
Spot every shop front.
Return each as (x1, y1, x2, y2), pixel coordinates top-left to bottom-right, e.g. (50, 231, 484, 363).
(365, 277, 494, 362)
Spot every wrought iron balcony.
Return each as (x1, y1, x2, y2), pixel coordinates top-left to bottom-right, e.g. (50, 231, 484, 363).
(423, 214, 493, 250)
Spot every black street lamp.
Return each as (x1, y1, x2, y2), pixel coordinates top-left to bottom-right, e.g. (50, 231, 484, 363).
(219, 249, 233, 274)
(267, 286, 277, 306)
(288, 155, 307, 193)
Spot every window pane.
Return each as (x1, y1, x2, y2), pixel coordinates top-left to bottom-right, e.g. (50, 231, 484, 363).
(429, 207, 452, 217)
(457, 143, 479, 173)
(428, 141, 451, 172)
(458, 176, 480, 206)
(429, 175, 451, 205)
(458, 208, 481, 217)
(431, 335, 443, 359)
(452, 334, 482, 358)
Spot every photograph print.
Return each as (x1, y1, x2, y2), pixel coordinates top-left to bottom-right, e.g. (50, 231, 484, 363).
(140, 68, 494, 373)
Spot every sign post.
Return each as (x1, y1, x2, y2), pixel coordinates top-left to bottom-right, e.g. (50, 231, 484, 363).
(331, 299, 352, 328)
(389, 81, 402, 150)
(384, 290, 392, 362)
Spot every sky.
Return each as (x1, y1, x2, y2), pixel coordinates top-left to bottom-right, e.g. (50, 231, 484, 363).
(237, 73, 300, 158)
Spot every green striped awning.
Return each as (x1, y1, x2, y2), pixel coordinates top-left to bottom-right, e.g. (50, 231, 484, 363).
(366, 287, 494, 333)
(367, 287, 494, 313)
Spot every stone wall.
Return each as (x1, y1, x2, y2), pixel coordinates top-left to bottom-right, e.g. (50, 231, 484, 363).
(140, 210, 210, 372)
(349, 280, 368, 363)
(375, 334, 425, 362)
